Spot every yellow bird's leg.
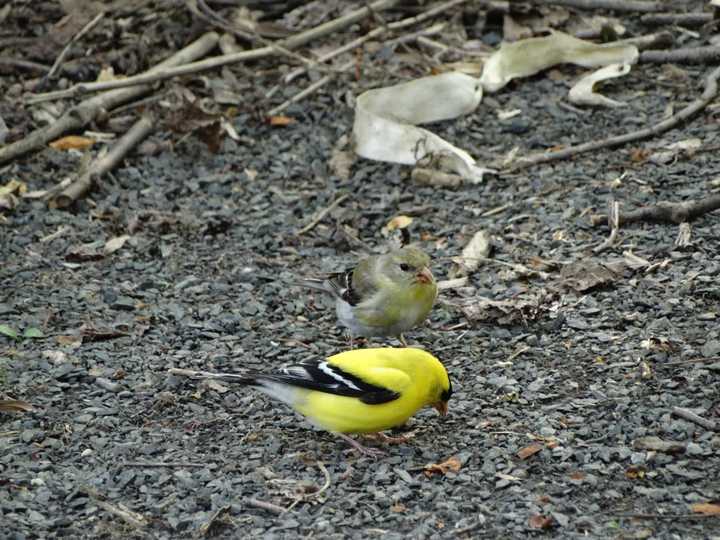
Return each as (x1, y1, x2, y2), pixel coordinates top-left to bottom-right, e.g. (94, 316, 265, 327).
(336, 433, 385, 458)
(398, 334, 408, 347)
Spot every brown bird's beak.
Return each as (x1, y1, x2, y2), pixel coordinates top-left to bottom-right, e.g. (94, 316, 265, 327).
(415, 267, 433, 284)
(432, 401, 449, 416)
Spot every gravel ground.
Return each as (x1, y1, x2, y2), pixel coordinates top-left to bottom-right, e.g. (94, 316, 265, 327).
(2, 2, 720, 539)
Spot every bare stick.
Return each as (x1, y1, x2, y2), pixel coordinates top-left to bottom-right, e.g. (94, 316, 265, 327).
(246, 498, 287, 514)
(81, 486, 148, 529)
(640, 46, 720, 64)
(591, 194, 720, 227)
(26, 0, 401, 102)
(594, 200, 619, 253)
(50, 113, 155, 208)
(45, 11, 105, 82)
(506, 65, 720, 172)
(197, 505, 230, 537)
(1, 32, 219, 165)
(269, 60, 355, 116)
(671, 406, 718, 431)
(283, 0, 469, 84)
(121, 461, 209, 468)
(295, 194, 350, 235)
(640, 13, 713, 28)
(525, 0, 669, 11)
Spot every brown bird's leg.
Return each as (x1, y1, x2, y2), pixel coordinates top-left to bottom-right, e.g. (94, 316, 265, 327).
(336, 433, 385, 458)
(398, 334, 408, 347)
(363, 431, 416, 445)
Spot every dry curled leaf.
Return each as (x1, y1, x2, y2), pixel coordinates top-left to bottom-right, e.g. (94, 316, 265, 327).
(690, 502, 720, 515)
(451, 230, 490, 277)
(104, 235, 130, 255)
(49, 135, 95, 151)
(528, 515, 554, 529)
(268, 115, 296, 126)
(424, 456, 461, 477)
(517, 443, 543, 460)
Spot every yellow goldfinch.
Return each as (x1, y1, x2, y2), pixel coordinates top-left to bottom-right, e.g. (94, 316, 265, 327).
(172, 348, 452, 456)
(298, 246, 437, 346)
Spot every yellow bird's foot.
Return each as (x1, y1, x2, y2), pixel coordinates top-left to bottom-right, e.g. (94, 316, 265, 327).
(337, 433, 385, 458)
(398, 334, 408, 347)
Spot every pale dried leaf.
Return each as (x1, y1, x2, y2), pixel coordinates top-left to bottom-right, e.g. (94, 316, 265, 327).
(452, 230, 490, 277)
(104, 235, 130, 255)
(568, 63, 631, 107)
(481, 30, 638, 93)
(424, 456, 461, 477)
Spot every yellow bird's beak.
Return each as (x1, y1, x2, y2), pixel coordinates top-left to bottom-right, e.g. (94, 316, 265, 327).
(415, 267, 434, 285)
(432, 401, 448, 416)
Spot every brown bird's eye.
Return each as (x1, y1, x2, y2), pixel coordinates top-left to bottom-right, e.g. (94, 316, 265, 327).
(399, 263, 410, 272)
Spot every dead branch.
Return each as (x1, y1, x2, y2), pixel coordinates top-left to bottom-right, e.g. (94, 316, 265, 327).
(50, 113, 155, 208)
(671, 406, 719, 431)
(524, 0, 670, 12)
(81, 486, 148, 529)
(640, 46, 720, 64)
(640, 12, 713, 28)
(45, 11, 105, 83)
(245, 498, 288, 514)
(617, 31, 673, 51)
(268, 59, 355, 115)
(283, 0, 468, 84)
(593, 200, 619, 253)
(506, 65, 720, 172)
(25, 0, 401, 102)
(196, 505, 230, 537)
(295, 194, 350, 235)
(590, 195, 720, 227)
(0, 32, 219, 165)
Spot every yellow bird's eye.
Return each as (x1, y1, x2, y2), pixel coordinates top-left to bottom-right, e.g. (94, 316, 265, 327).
(399, 263, 410, 272)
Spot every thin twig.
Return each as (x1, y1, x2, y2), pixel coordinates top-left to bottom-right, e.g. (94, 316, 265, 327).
(196, 505, 230, 537)
(594, 200, 619, 253)
(640, 12, 713, 28)
(671, 406, 718, 431)
(81, 486, 148, 529)
(525, 0, 669, 11)
(2, 32, 219, 164)
(26, 0, 401, 102)
(45, 11, 105, 82)
(590, 194, 720, 227)
(640, 46, 720, 65)
(295, 194, 350, 235)
(121, 461, 209, 468)
(269, 60, 355, 116)
(51, 113, 155, 208)
(284, 0, 468, 85)
(246, 498, 287, 514)
(506, 65, 720, 172)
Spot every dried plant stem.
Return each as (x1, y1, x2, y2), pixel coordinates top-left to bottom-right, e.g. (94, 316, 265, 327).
(1, 32, 219, 165)
(506, 65, 720, 172)
(26, 0, 401, 103)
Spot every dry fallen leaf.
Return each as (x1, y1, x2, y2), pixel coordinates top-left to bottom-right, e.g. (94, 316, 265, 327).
(625, 466, 646, 479)
(517, 443, 543, 460)
(0, 399, 35, 413)
(268, 115, 296, 126)
(49, 135, 95, 151)
(424, 456, 461, 477)
(385, 215, 413, 232)
(690, 502, 720, 515)
(528, 515, 554, 529)
(104, 235, 130, 255)
(451, 230, 490, 277)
